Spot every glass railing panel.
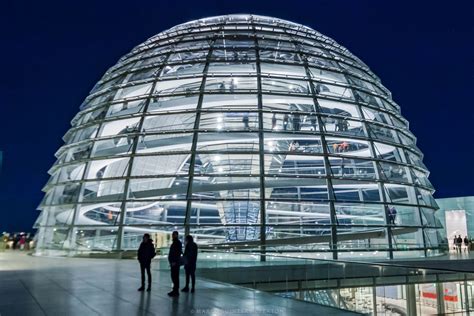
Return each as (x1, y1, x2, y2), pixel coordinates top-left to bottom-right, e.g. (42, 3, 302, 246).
(178, 248, 474, 315)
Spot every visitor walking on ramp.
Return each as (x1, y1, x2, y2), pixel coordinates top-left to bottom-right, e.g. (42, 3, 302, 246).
(137, 233, 156, 291)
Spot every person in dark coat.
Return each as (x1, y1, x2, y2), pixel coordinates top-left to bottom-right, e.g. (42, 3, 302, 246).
(181, 235, 198, 293)
(167, 231, 182, 297)
(292, 111, 301, 131)
(242, 112, 249, 129)
(457, 235, 463, 253)
(464, 236, 470, 253)
(272, 113, 277, 130)
(137, 233, 156, 291)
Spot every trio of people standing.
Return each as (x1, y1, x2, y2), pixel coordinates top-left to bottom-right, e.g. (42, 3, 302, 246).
(136, 231, 198, 296)
(453, 235, 470, 253)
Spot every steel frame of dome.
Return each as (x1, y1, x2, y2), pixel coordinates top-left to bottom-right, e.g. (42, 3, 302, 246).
(34, 14, 443, 259)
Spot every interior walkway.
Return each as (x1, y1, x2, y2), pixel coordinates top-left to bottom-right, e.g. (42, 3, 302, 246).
(387, 250, 474, 273)
(0, 251, 359, 315)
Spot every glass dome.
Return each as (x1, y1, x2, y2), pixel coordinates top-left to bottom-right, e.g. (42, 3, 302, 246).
(34, 14, 442, 259)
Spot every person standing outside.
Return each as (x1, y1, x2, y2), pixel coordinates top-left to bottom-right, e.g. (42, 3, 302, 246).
(456, 235, 463, 254)
(464, 236, 470, 253)
(168, 231, 182, 297)
(137, 233, 156, 292)
(19, 235, 26, 250)
(12, 234, 18, 250)
(182, 235, 198, 293)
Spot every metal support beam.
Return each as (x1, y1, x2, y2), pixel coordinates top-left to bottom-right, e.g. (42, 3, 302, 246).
(116, 47, 176, 253)
(252, 18, 267, 262)
(183, 29, 221, 238)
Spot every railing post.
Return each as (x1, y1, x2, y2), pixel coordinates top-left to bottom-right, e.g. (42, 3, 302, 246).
(436, 281, 445, 315)
(464, 275, 470, 314)
(372, 281, 377, 315)
(407, 283, 417, 316)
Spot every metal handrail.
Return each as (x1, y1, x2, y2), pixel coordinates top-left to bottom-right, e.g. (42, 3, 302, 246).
(198, 248, 474, 275)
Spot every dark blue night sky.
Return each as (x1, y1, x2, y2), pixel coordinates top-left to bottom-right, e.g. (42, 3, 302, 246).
(1, 1, 473, 232)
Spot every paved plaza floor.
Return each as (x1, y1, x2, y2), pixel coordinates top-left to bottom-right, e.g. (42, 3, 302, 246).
(0, 251, 358, 316)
